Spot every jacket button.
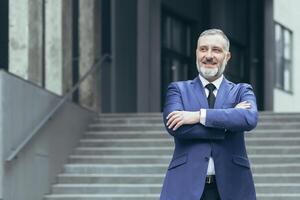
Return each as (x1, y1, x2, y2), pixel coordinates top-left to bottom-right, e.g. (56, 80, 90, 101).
(205, 157, 209, 161)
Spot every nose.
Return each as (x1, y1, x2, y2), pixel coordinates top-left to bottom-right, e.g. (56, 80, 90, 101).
(205, 50, 213, 59)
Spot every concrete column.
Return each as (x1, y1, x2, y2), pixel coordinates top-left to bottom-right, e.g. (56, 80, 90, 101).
(9, 0, 43, 86)
(264, 0, 275, 110)
(137, 0, 161, 112)
(28, 0, 43, 85)
(45, 0, 73, 95)
(79, 0, 101, 111)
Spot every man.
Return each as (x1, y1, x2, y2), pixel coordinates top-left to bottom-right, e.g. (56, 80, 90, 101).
(160, 29, 258, 200)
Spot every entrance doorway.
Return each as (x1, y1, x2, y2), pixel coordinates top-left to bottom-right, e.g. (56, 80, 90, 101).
(161, 11, 193, 108)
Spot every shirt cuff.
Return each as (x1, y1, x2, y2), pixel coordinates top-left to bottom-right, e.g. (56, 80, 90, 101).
(200, 108, 206, 125)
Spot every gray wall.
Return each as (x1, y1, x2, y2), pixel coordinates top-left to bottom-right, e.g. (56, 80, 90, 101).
(0, 70, 95, 200)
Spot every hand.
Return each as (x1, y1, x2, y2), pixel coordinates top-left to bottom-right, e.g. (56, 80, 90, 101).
(235, 101, 251, 109)
(166, 111, 200, 131)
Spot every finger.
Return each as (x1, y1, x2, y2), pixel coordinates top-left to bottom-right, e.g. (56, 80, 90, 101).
(167, 112, 181, 125)
(238, 101, 248, 105)
(173, 121, 183, 131)
(168, 116, 182, 129)
(236, 104, 248, 109)
(239, 104, 250, 108)
(167, 110, 182, 120)
(167, 111, 178, 120)
(237, 102, 250, 107)
(168, 115, 182, 129)
(238, 104, 251, 109)
(167, 113, 179, 127)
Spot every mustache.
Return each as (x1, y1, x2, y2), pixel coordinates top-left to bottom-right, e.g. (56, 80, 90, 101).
(202, 60, 217, 64)
(200, 57, 217, 64)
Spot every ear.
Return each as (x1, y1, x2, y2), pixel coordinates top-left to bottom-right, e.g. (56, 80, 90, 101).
(226, 51, 231, 62)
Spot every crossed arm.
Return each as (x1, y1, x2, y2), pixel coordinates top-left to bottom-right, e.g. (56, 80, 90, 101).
(166, 101, 251, 131)
(163, 82, 258, 139)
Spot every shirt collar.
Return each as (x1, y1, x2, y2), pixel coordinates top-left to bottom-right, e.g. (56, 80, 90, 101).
(198, 74, 223, 90)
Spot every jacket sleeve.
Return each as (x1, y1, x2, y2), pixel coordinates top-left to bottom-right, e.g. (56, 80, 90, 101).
(163, 82, 226, 140)
(205, 84, 258, 132)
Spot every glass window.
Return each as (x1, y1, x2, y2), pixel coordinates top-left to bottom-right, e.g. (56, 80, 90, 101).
(274, 22, 293, 93)
(161, 12, 192, 108)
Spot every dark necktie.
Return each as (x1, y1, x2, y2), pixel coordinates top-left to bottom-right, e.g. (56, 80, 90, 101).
(205, 83, 216, 109)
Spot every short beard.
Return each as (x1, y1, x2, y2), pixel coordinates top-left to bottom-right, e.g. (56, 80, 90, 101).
(197, 59, 227, 80)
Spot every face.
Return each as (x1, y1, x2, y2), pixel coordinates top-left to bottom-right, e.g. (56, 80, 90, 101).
(196, 34, 231, 82)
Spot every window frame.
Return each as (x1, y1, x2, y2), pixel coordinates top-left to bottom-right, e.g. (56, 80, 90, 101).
(274, 22, 293, 94)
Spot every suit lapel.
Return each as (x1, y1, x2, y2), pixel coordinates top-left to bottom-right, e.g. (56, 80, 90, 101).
(191, 77, 209, 109)
(191, 76, 231, 109)
(214, 78, 230, 109)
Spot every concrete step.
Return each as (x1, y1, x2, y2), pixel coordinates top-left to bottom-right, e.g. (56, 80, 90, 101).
(247, 146, 300, 154)
(50, 183, 300, 195)
(68, 155, 172, 164)
(96, 111, 300, 118)
(95, 115, 300, 124)
(256, 193, 300, 200)
(78, 138, 300, 147)
(259, 112, 300, 117)
(255, 183, 300, 193)
(51, 184, 161, 194)
(73, 147, 174, 156)
(83, 130, 300, 139)
(249, 154, 300, 164)
(95, 118, 163, 124)
(44, 194, 159, 200)
(88, 124, 165, 132)
(63, 163, 300, 175)
(253, 174, 300, 183)
(246, 129, 300, 137)
(95, 112, 300, 124)
(87, 122, 300, 131)
(58, 173, 300, 186)
(67, 154, 300, 165)
(252, 164, 300, 174)
(73, 146, 300, 156)
(83, 131, 167, 139)
(258, 117, 300, 123)
(44, 112, 300, 199)
(63, 164, 167, 174)
(256, 122, 300, 129)
(246, 137, 300, 146)
(78, 138, 173, 147)
(57, 174, 164, 184)
(98, 113, 162, 118)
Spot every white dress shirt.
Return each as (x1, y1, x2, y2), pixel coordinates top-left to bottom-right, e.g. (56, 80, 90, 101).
(198, 74, 224, 175)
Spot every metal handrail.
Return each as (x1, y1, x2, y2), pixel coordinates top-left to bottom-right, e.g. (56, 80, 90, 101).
(6, 54, 112, 162)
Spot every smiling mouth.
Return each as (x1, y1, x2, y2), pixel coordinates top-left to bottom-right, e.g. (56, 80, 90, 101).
(202, 62, 217, 67)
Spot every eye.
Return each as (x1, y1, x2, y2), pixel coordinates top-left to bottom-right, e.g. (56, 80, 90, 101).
(199, 47, 207, 52)
(212, 48, 223, 53)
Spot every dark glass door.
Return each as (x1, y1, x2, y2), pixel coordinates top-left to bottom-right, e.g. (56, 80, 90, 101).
(161, 11, 192, 108)
(0, 0, 8, 70)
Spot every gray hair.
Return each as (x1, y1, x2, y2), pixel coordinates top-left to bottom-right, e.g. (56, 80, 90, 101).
(198, 29, 230, 51)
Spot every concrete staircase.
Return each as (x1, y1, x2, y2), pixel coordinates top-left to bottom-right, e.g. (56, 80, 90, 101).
(44, 112, 300, 200)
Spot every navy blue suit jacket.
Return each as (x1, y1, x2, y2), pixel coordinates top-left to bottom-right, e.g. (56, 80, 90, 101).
(160, 76, 258, 200)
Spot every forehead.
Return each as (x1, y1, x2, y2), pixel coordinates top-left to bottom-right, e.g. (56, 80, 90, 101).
(198, 34, 227, 49)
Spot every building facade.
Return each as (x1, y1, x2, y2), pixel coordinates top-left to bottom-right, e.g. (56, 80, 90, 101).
(0, 0, 280, 113)
(273, 0, 300, 112)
